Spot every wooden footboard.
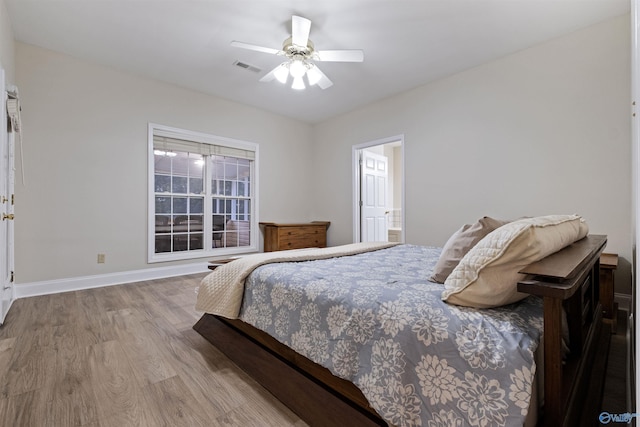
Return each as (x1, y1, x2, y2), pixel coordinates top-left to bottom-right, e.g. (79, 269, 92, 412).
(518, 234, 609, 427)
(194, 235, 609, 427)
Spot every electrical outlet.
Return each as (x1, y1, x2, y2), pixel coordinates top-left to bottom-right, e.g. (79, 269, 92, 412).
(97, 253, 106, 264)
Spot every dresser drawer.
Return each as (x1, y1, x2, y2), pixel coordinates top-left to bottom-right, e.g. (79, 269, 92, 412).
(260, 222, 330, 252)
(277, 226, 326, 249)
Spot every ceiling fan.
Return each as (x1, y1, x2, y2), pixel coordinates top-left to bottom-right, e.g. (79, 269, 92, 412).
(231, 15, 364, 90)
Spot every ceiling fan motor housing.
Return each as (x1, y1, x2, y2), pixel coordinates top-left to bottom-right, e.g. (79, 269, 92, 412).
(283, 36, 315, 60)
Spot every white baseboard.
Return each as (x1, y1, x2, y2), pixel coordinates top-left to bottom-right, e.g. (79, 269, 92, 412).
(14, 262, 210, 299)
(615, 292, 632, 312)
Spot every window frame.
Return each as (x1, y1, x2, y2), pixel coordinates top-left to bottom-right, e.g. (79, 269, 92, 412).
(147, 123, 259, 263)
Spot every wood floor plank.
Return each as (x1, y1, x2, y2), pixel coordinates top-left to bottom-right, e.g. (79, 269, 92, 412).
(140, 375, 212, 427)
(144, 319, 233, 419)
(87, 340, 153, 427)
(2, 342, 56, 397)
(0, 388, 56, 427)
(49, 291, 79, 327)
(74, 289, 120, 344)
(0, 273, 307, 426)
(0, 337, 16, 384)
(0, 390, 39, 426)
(45, 388, 97, 427)
(48, 324, 99, 426)
(117, 315, 179, 387)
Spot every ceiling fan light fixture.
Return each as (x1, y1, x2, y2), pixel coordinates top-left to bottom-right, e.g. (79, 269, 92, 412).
(291, 76, 306, 90)
(289, 58, 307, 79)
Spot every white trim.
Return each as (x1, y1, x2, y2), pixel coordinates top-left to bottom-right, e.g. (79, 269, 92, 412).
(14, 262, 210, 299)
(1, 299, 14, 325)
(352, 134, 405, 243)
(352, 148, 362, 243)
(615, 292, 632, 313)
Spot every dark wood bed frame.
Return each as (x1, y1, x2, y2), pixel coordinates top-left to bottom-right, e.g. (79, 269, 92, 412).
(193, 235, 609, 427)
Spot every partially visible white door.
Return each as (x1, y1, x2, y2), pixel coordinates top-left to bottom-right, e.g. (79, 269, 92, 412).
(631, 0, 640, 413)
(0, 69, 15, 324)
(361, 150, 388, 242)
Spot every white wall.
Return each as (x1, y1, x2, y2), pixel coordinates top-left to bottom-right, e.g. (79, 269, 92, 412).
(312, 15, 632, 294)
(14, 43, 315, 284)
(0, 0, 14, 83)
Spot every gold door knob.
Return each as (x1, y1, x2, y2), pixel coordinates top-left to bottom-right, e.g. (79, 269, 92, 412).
(2, 213, 14, 220)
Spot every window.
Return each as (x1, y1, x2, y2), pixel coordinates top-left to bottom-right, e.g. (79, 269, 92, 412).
(148, 124, 258, 262)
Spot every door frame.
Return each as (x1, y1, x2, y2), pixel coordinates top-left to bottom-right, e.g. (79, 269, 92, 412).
(352, 134, 405, 243)
(0, 66, 15, 324)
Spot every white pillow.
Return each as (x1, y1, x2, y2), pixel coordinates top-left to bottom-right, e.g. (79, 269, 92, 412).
(442, 214, 589, 308)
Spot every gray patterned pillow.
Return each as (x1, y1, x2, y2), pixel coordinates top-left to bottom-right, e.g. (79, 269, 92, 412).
(430, 216, 509, 283)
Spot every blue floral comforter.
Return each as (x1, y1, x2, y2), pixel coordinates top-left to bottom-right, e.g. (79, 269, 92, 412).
(238, 244, 543, 427)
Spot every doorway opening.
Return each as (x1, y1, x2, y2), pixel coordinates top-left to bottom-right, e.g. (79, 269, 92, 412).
(352, 135, 404, 243)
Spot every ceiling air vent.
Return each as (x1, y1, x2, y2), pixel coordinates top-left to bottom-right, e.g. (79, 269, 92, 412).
(233, 60, 261, 73)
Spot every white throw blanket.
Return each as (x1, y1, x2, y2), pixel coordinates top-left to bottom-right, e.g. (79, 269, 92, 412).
(195, 242, 398, 318)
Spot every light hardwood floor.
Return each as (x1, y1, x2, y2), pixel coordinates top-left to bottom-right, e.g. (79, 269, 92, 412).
(601, 309, 630, 415)
(0, 274, 628, 426)
(0, 273, 307, 427)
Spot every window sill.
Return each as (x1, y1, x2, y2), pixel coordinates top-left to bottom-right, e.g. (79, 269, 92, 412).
(148, 245, 259, 263)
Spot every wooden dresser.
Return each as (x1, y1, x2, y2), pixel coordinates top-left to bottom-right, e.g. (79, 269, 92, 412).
(260, 221, 330, 252)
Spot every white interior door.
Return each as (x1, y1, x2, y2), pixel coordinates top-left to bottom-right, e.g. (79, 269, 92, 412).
(0, 70, 15, 324)
(361, 150, 388, 242)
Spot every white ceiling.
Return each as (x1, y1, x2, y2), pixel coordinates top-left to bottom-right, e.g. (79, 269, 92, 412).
(5, 0, 630, 124)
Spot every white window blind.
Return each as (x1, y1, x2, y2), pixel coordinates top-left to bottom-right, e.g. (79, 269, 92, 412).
(153, 135, 256, 160)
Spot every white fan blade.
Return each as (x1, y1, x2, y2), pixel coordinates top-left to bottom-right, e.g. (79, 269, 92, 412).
(231, 41, 282, 56)
(308, 65, 333, 89)
(316, 49, 364, 62)
(316, 74, 333, 90)
(259, 63, 289, 84)
(291, 15, 311, 47)
(259, 65, 279, 82)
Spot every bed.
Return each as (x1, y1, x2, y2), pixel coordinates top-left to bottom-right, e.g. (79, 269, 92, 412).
(194, 215, 608, 427)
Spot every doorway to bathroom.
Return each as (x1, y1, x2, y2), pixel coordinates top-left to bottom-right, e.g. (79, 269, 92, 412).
(352, 135, 404, 243)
